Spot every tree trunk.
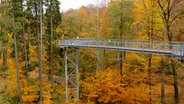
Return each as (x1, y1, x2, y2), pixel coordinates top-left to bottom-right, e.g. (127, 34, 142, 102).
(81, 66, 85, 81)
(22, 17, 29, 86)
(119, 51, 123, 76)
(161, 58, 165, 104)
(0, 15, 7, 89)
(34, 0, 39, 47)
(166, 22, 172, 41)
(14, 33, 23, 104)
(2, 49, 7, 68)
(0, 4, 7, 78)
(48, 0, 54, 83)
(49, 10, 54, 83)
(119, 1, 123, 76)
(166, 21, 179, 104)
(2, 49, 7, 81)
(96, 4, 100, 71)
(20, 2, 29, 85)
(157, 1, 179, 103)
(171, 59, 179, 104)
(39, 0, 43, 103)
(148, 54, 152, 104)
(49, 2, 54, 99)
(12, 0, 22, 103)
(2, 37, 7, 71)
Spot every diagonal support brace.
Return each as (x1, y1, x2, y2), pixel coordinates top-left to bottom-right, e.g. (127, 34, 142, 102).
(65, 48, 79, 101)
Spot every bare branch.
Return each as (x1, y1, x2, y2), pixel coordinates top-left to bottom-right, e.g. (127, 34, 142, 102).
(169, 0, 177, 12)
(162, 0, 168, 9)
(157, 0, 167, 16)
(171, 12, 184, 23)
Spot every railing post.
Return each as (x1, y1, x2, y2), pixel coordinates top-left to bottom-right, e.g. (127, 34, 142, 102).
(141, 42, 144, 52)
(158, 43, 160, 53)
(171, 43, 174, 58)
(182, 43, 184, 60)
(164, 42, 166, 50)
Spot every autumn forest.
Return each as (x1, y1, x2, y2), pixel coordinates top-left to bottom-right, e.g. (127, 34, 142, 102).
(0, 0, 184, 104)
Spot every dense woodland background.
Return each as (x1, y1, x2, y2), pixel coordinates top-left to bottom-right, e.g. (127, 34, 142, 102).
(0, 0, 184, 103)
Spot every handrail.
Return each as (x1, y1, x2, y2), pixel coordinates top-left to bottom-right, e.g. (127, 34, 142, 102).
(59, 38, 184, 60)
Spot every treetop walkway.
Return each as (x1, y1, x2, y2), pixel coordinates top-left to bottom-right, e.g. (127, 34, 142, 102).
(59, 38, 184, 60)
(58, 38, 184, 101)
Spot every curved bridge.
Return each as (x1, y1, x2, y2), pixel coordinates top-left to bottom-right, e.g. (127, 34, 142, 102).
(58, 38, 184, 101)
(59, 38, 184, 60)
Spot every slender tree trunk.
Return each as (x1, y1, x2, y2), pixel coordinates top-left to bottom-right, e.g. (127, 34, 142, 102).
(96, 3, 100, 71)
(166, 22, 172, 41)
(22, 18, 29, 86)
(2, 23, 7, 68)
(119, 1, 123, 76)
(119, 51, 123, 76)
(49, 3, 54, 83)
(161, 58, 165, 104)
(0, 4, 7, 76)
(81, 66, 85, 81)
(148, 29, 152, 104)
(2, 35, 7, 70)
(0, 17, 6, 88)
(167, 22, 179, 104)
(20, 4, 28, 84)
(12, 0, 22, 103)
(2, 50, 7, 68)
(49, 2, 54, 99)
(39, 0, 43, 103)
(96, 49, 100, 70)
(34, 0, 39, 46)
(171, 59, 179, 104)
(14, 33, 23, 104)
(148, 54, 152, 104)
(0, 24, 2, 65)
(2, 48, 7, 82)
(157, 1, 179, 103)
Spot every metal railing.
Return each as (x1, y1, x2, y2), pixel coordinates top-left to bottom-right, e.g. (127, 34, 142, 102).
(59, 38, 184, 60)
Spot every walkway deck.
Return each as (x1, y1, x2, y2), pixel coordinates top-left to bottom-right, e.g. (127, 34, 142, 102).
(59, 38, 184, 60)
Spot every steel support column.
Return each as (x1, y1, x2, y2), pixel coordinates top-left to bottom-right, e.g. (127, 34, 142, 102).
(96, 48, 100, 70)
(64, 48, 79, 101)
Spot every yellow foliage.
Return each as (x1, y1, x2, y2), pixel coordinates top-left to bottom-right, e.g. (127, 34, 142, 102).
(125, 53, 147, 73)
(4, 59, 18, 100)
(4, 58, 40, 103)
(81, 68, 149, 104)
(22, 85, 39, 103)
(133, 0, 164, 40)
(42, 81, 53, 104)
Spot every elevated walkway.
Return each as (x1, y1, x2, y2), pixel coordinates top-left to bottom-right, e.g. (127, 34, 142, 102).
(59, 38, 184, 60)
(58, 38, 184, 101)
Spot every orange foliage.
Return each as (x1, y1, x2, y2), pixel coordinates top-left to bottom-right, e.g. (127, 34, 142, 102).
(81, 68, 149, 104)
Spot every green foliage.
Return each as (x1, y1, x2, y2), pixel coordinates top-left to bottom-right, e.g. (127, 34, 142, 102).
(44, 0, 62, 75)
(106, 0, 134, 38)
(60, 11, 80, 38)
(0, 66, 8, 72)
